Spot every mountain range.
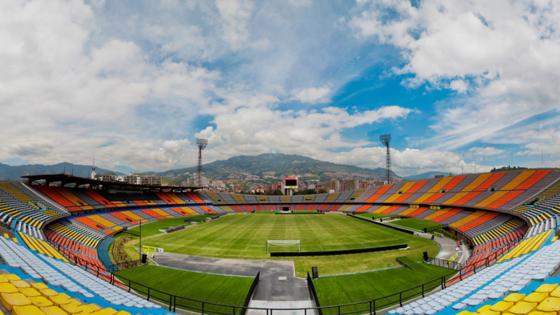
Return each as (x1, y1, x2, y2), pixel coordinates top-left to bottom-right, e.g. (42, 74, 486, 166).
(0, 153, 401, 182)
(0, 162, 117, 181)
(147, 153, 399, 182)
(404, 171, 451, 180)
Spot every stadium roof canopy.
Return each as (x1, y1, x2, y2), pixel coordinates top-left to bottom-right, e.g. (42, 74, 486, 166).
(22, 173, 202, 192)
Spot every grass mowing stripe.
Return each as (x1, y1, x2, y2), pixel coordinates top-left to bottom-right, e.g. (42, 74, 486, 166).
(142, 213, 440, 277)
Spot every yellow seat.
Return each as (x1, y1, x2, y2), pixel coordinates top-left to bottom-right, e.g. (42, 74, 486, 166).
(30, 296, 54, 307)
(13, 304, 45, 315)
(10, 280, 30, 288)
(1, 292, 31, 310)
(457, 312, 476, 315)
(80, 304, 101, 312)
(509, 301, 537, 314)
(49, 293, 72, 305)
(41, 305, 70, 315)
(41, 288, 58, 297)
(491, 301, 514, 312)
(505, 293, 527, 303)
(31, 282, 49, 290)
(0, 274, 20, 281)
(19, 287, 41, 297)
(91, 308, 117, 315)
(114, 311, 131, 315)
(527, 311, 555, 315)
(536, 284, 558, 294)
(60, 300, 83, 314)
(537, 297, 560, 312)
(0, 282, 18, 294)
(478, 304, 501, 315)
(525, 293, 549, 303)
(550, 286, 560, 298)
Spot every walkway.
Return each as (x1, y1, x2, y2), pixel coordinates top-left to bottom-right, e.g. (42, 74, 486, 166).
(153, 253, 317, 314)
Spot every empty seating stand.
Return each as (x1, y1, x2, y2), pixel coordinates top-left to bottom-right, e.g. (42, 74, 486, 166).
(0, 182, 69, 239)
(355, 169, 560, 213)
(390, 237, 560, 314)
(0, 235, 165, 313)
(0, 272, 134, 315)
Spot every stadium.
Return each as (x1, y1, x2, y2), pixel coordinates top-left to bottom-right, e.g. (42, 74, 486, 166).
(0, 167, 559, 315)
(2, 1, 560, 315)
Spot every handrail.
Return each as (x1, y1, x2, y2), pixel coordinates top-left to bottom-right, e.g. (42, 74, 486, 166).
(108, 270, 457, 314)
(61, 254, 458, 315)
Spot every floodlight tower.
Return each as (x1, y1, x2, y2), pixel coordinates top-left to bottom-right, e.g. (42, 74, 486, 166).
(196, 138, 208, 187)
(380, 134, 392, 184)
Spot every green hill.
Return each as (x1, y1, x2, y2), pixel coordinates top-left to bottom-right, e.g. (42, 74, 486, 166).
(152, 153, 398, 181)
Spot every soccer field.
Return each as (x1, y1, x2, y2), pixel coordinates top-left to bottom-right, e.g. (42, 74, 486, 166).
(140, 213, 439, 276)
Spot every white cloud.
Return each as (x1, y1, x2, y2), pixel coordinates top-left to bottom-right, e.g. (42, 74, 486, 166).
(0, 0, 415, 174)
(0, 0, 219, 171)
(293, 86, 331, 104)
(215, 0, 254, 48)
(3, 0, 554, 175)
(319, 146, 488, 176)
(467, 146, 504, 157)
(193, 97, 484, 176)
(450, 79, 468, 93)
(196, 100, 411, 160)
(288, 0, 312, 8)
(350, 0, 560, 154)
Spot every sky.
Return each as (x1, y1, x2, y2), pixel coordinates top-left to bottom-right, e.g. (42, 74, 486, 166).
(0, 0, 559, 176)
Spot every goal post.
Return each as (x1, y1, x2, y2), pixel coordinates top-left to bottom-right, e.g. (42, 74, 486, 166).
(266, 240, 301, 253)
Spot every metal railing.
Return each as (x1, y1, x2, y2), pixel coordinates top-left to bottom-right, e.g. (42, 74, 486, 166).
(306, 273, 322, 314)
(427, 257, 464, 271)
(51, 247, 459, 315)
(97, 268, 456, 315)
(241, 272, 260, 315)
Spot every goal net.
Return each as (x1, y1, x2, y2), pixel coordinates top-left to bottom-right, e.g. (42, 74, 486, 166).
(266, 240, 301, 253)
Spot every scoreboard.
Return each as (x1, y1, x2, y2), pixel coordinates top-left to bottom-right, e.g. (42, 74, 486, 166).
(284, 176, 298, 189)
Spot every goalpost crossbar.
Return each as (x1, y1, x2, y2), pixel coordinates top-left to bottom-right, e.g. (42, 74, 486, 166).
(266, 240, 301, 253)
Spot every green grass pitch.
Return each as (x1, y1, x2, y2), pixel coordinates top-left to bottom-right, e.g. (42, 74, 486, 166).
(116, 265, 253, 313)
(128, 215, 210, 237)
(117, 213, 450, 309)
(356, 212, 398, 219)
(140, 213, 439, 277)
